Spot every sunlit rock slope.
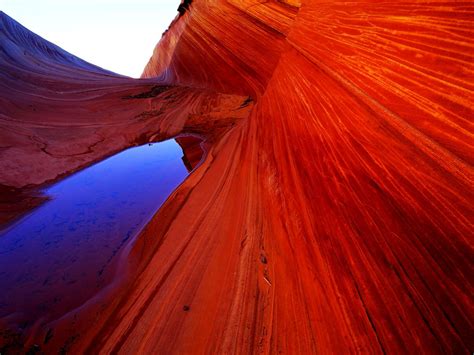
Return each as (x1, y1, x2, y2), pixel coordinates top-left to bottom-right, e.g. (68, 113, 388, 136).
(0, 0, 473, 353)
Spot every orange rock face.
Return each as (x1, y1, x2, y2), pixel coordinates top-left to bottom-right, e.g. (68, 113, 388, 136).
(1, 0, 473, 353)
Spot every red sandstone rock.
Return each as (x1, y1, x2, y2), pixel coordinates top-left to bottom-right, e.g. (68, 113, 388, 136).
(1, 0, 473, 353)
(0, 11, 251, 228)
(175, 135, 205, 171)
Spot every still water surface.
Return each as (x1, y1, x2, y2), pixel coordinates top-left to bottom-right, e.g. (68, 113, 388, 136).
(0, 138, 201, 324)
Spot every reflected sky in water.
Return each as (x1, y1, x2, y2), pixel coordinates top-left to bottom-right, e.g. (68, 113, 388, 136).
(0, 139, 197, 325)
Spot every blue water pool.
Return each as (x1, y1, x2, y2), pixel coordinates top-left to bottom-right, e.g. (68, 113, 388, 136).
(0, 137, 202, 325)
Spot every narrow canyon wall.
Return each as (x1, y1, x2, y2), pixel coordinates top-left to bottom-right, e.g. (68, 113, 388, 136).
(0, 0, 473, 353)
(138, 0, 474, 353)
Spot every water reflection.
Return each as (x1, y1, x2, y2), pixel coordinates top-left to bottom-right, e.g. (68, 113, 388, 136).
(0, 137, 202, 326)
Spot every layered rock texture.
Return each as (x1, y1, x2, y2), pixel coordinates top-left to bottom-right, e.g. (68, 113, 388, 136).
(0, 0, 473, 353)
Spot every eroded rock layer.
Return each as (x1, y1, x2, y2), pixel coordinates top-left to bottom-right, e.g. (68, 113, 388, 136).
(1, 0, 473, 353)
(0, 11, 251, 224)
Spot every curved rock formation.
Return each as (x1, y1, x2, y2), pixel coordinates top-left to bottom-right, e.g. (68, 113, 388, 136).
(1, 0, 473, 353)
(0, 11, 251, 226)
